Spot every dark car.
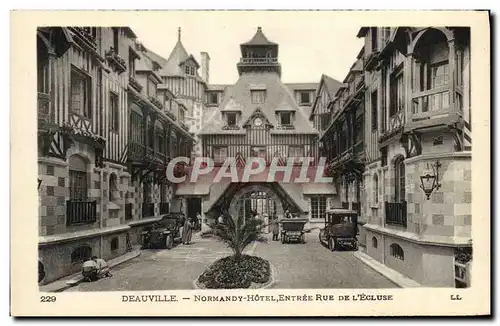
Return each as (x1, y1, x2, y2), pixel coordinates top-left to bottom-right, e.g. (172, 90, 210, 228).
(141, 213, 184, 249)
(319, 208, 358, 251)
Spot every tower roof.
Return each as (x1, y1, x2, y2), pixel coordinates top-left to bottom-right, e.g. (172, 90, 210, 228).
(241, 27, 277, 46)
(159, 27, 200, 77)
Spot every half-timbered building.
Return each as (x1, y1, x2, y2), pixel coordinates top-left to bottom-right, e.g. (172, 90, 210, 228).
(37, 27, 139, 283)
(357, 27, 471, 287)
(318, 54, 366, 241)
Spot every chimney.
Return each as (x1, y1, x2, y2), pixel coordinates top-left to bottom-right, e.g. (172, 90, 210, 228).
(200, 51, 210, 84)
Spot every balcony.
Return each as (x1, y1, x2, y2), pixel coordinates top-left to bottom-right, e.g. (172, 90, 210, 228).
(129, 76, 143, 93)
(379, 110, 404, 144)
(165, 110, 176, 121)
(180, 122, 190, 132)
(128, 142, 146, 162)
(68, 27, 97, 50)
(410, 86, 461, 131)
(105, 47, 127, 74)
(364, 51, 380, 71)
(125, 203, 133, 220)
(159, 202, 170, 215)
(66, 200, 97, 226)
(385, 201, 407, 227)
(239, 57, 278, 65)
(150, 96, 163, 110)
(142, 203, 155, 218)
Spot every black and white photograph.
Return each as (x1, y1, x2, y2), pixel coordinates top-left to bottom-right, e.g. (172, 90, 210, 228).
(10, 10, 490, 317)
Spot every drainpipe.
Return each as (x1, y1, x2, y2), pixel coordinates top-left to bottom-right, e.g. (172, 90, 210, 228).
(99, 165, 104, 258)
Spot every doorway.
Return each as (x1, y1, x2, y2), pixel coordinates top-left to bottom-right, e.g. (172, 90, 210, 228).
(187, 197, 202, 231)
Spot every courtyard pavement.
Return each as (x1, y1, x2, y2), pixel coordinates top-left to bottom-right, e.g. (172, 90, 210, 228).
(65, 230, 396, 291)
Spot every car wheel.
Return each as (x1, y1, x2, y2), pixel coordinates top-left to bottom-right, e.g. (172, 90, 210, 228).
(329, 238, 337, 251)
(166, 235, 173, 250)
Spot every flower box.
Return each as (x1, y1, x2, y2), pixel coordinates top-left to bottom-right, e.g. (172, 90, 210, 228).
(105, 48, 127, 74)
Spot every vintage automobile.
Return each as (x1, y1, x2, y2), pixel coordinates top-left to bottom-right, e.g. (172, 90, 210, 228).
(319, 208, 358, 251)
(280, 218, 309, 244)
(141, 213, 184, 249)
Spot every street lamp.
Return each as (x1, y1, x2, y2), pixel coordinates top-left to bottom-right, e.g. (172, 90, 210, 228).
(419, 161, 441, 200)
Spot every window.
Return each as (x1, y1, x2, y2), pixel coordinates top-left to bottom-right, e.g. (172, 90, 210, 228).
(143, 180, 152, 204)
(300, 92, 311, 105)
(37, 40, 49, 94)
(373, 173, 379, 205)
(354, 115, 364, 144)
(371, 90, 378, 131)
(208, 92, 218, 105)
(372, 237, 378, 248)
(371, 27, 378, 52)
(226, 112, 237, 126)
(381, 68, 387, 132)
(390, 67, 404, 116)
(109, 91, 119, 132)
(321, 113, 331, 131)
(71, 245, 92, 264)
(213, 146, 228, 164)
(344, 177, 349, 202)
(112, 28, 119, 54)
(148, 78, 157, 97)
(185, 65, 195, 76)
(311, 196, 327, 220)
(390, 243, 404, 260)
(251, 90, 266, 104)
(109, 173, 118, 201)
(394, 156, 405, 202)
(128, 49, 136, 78)
(179, 108, 185, 123)
(279, 112, 291, 126)
(111, 237, 119, 251)
(70, 68, 91, 118)
(69, 155, 88, 201)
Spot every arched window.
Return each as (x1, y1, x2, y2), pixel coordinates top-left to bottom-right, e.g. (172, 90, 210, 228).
(372, 237, 378, 249)
(373, 173, 379, 205)
(109, 173, 118, 201)
(390, 243, 404, 260)
(71, 245, 92, 263)
(110, 237, 119, 251)
(69, 155, 88, 201)
(394, 156, 405, 202)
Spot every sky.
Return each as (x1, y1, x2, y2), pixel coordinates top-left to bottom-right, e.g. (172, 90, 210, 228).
(130, 11, 364, 85)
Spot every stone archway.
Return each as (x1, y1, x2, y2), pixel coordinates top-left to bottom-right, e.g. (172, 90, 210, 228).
(228, 183, 285, 231)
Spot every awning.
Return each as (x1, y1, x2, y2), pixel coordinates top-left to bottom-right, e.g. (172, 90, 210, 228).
(302, 183, 337, 195)
(175, 183, 211, 196)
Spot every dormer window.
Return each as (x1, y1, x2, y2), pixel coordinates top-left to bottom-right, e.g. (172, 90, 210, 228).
(226, 112, 237, 126)
(299, 91, 311, 105)
(185, 65, 195, 76)
(279, 112, 291, 126)
(251, 90, 266, 104)
(208, 92, 219, 105)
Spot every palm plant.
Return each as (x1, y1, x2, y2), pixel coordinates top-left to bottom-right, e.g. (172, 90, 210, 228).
(209, 211, 265, 261)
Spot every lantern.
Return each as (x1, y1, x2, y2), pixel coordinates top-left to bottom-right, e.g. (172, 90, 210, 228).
(419, 161, 441, 200)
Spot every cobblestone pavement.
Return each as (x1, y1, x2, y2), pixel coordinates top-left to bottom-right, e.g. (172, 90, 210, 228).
(65, 231, 395, 291)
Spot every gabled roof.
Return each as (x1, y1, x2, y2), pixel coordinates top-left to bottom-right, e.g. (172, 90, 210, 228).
(241, 27, 277, 46)
(199, 72, 317, 135)
(309, 74, 343, 119)
(161, 39, 190, 77)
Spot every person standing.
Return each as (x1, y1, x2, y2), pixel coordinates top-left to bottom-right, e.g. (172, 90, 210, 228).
(182, 218, 194, 245)
(271, 218, 280, 241)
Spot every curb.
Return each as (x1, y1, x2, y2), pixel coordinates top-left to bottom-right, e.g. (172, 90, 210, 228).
(40, 250, 142, 293)
(193, 262, 277, 290)
(353, 251, 421, 288)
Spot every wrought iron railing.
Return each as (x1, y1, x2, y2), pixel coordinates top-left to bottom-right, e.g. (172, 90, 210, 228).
(239, 57, 278, 64)
(66, 200, 97, 225)
(125, 203, 133, 220)
(385, 201, 407, 227)
(142, 203, 155, 218)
